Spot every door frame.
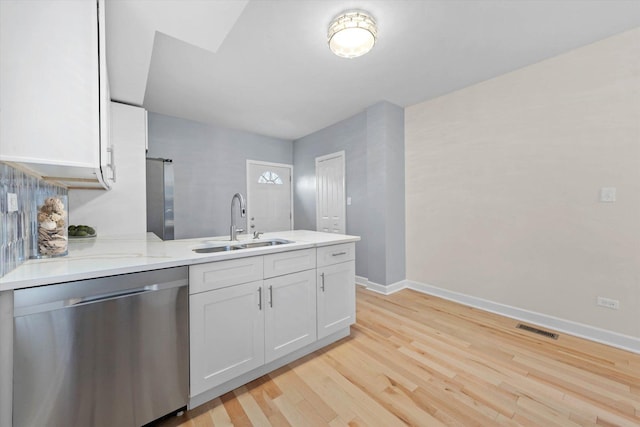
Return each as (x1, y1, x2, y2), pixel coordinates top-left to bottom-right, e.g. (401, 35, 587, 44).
(246, 159, 294, 231)
(315, 151, 346, 234)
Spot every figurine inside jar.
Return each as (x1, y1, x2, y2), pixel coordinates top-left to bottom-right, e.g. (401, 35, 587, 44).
(37, 196, 68, 256)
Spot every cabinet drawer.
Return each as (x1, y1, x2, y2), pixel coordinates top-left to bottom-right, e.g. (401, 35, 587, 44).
(264, 248, 316, 279)
(316, 243, 355, 267)
(189, 256, 263, 294)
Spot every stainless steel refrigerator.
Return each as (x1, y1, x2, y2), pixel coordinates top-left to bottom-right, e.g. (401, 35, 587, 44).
(146, 158, 175, 240)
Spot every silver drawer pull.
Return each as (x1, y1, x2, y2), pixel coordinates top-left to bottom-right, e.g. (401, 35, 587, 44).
(320, 272, 325, 292)
(258, 287, 262, 310)
(332, 252, 347, 257)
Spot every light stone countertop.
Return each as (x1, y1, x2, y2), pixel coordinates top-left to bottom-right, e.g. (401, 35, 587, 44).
(0, 230, 360, 291)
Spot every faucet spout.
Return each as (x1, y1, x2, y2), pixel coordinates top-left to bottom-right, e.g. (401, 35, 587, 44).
(230, 193, 246, 241)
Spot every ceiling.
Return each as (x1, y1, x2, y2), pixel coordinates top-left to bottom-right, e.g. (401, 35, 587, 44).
(106, 0, 640, 141)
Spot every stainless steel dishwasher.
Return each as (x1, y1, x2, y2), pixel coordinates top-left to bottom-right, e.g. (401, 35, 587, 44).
(13, 267, 189, 427)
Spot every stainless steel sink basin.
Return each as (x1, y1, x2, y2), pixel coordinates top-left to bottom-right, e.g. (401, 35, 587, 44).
(192, 239, 293, 253)
(192, 245, 242, 253)
(238, 239, 293, 249)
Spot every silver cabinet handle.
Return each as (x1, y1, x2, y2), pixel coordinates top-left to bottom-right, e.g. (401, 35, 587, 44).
(320, 272, 325, 292)
(269, 285, 273, 308)
(332, 252, 347, 257)
(258, 287, 262, 310)
(107, 145, 116, 183)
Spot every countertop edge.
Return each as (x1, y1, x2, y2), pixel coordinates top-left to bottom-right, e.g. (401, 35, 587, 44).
(0, 232, 360, 291)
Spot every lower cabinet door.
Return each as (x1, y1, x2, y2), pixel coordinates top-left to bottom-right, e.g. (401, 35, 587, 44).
(190, 280, 264, 396)
(264, 270, 317, 363)
(317, 261, 356, 339)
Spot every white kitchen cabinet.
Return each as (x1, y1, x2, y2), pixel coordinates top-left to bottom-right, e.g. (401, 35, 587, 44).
(190, 266, 317, 394)
(264, 269, 317, 363)
(317, 258, 356, 339)
(188, 243, 356, 404)
(0, 0, 113, 189)
(189, 280, 265, 397)
(69, 102, 147, 234)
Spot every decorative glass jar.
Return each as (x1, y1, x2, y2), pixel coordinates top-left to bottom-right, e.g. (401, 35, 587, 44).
(32, 194, 68, 258)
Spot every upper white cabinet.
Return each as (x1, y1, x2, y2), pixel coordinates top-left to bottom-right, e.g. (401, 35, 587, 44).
(0, 0, 114, 189)
(69, 102, 147, 234)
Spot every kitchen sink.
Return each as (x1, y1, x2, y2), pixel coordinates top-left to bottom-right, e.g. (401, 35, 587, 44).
(192, 245, 243, 253)
(238, 239, 293, 248)
(192, 239, 293, 253)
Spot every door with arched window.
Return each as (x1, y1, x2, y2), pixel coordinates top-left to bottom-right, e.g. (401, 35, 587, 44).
(246, 160, 293, 233)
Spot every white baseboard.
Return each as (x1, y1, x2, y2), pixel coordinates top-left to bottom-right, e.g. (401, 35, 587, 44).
(365, 279, 406, 295)
(401, 280, 640, 354)
(355, 275, 368, 287)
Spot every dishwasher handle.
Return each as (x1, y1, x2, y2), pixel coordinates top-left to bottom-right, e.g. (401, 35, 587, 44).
(66, 284, 159, 307)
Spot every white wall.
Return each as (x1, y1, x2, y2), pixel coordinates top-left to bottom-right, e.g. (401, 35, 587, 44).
(69, 102, 147, 235)
(405, 29, 640, 339)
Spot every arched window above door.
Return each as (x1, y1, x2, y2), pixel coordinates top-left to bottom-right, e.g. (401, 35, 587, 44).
(258, 171, 283, 185)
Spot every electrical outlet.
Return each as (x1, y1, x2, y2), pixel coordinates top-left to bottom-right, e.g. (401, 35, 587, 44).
(7, 193, 18, 212)
(597, 297, 620, 310)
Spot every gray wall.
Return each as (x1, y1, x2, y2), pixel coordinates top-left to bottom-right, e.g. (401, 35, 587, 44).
(147, 113, 293, 239)
(366, 102, 406, 286)
(293, 111, 369, 278)
(293, 101, 405, 286)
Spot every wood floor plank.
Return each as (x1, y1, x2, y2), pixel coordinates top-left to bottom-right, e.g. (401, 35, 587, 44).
(232, 386, 272, 426)
(219, 391, 252, 427)
(208, 398, 231, 427)
(158, 287, 640, 427)
(246, 377, 291, 426)
(268, 361, 338, 423)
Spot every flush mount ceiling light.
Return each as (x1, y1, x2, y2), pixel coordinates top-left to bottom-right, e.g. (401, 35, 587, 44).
(327, 10, 377, 58)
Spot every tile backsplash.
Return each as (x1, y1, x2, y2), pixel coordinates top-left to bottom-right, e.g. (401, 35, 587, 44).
(0, 163, 67, 278)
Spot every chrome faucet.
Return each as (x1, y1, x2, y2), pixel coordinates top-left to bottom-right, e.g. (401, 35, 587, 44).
(230, 193, 246, 241)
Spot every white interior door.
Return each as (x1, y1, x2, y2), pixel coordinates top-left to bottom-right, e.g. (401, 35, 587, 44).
(247, 160, 293, 233)
(316, 151, 345, 234)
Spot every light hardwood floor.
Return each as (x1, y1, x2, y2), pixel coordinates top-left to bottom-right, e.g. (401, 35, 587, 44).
(157, 287, 640, 426)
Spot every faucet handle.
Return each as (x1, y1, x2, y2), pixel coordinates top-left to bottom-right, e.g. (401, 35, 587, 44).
(236, 228, 244, 234)
(253, 231, 263, 239)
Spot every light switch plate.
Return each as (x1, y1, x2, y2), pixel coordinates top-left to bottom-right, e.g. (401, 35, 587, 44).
(347, 197, 352, 206)
(7, 193, 18, 212)
(600, 187, 616, 203)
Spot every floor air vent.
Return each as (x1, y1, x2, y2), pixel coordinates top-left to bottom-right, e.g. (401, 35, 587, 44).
(516, 323, 559, 340)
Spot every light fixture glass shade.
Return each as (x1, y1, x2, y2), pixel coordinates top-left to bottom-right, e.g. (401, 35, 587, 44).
(328, 11, 377, 58)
